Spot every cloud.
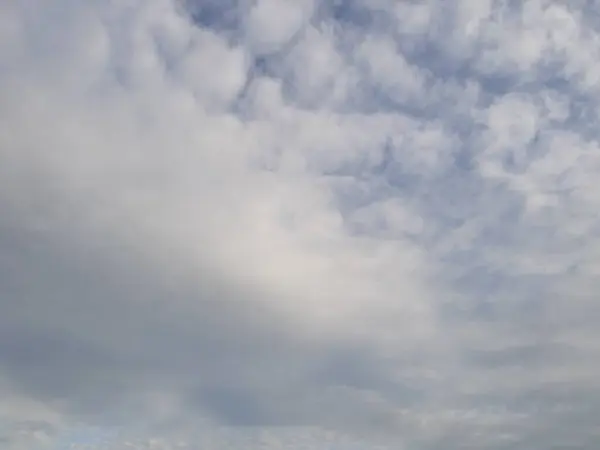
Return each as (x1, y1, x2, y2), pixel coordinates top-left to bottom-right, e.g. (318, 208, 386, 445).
(2, 0, 600, 448)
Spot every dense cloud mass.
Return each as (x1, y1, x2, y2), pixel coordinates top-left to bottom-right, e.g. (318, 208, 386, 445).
(2, 0, 600, 448)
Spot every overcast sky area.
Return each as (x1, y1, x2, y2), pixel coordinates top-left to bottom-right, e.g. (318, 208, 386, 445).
(3, 0, 600, 448)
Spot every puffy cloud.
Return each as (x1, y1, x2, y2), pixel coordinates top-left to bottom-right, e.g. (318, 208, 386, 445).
(2, 0, 600, 448)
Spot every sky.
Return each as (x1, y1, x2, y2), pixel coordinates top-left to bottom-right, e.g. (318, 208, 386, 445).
(2, 0, 600, 448)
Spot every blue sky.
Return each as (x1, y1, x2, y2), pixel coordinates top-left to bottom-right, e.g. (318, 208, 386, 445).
(2, 0, 600, 449)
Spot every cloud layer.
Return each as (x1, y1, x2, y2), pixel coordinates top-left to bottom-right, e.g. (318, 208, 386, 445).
(2, 0, 600, 448)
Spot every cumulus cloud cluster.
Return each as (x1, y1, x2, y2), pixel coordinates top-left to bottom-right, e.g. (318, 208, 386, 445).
(2, 0, 600, 448)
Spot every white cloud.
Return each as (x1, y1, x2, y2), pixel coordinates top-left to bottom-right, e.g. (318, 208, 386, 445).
(3, 0, 600, 449)
(244, 0, 315, 55)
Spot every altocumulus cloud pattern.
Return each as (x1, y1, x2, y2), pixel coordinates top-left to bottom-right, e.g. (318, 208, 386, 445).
(1, 0, 600, 449)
